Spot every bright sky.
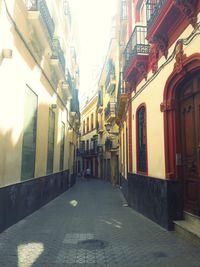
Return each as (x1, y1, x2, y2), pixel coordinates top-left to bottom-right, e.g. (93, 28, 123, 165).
(69, 0, 118, 105)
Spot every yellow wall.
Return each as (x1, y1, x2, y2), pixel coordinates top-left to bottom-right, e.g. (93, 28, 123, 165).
(0, 0, 79, 187)
(81, 95, 97, 147)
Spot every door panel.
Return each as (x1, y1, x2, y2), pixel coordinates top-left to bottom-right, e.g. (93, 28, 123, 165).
(180, 77, 200, 215)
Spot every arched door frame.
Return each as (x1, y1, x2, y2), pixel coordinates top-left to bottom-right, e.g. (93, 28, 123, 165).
(162, 53, 200, 180)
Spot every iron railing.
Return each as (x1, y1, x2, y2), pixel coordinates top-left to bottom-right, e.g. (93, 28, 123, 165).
(97, 90, 103, 110)
(118, 72, 126, 96)
(123, 26, 150, 72)
(146, 0, 166, 31)
(105, 101, 116, 119)
(51, 37, 65, 73)
(120, 0, 128, 20)
(82, 149, 98, 156)
(105, 59, 115, 90)
(26, 0, 55, 42)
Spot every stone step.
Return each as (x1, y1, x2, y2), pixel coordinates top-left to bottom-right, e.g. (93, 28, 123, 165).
(174, 212, 200, 246)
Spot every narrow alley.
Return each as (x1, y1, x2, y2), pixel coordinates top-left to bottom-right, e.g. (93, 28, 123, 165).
(0, 178, 200, 267)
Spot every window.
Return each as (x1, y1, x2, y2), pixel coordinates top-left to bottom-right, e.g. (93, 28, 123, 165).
(91, 113, 94, 129)
(87, 117, 89, 132)
(60, 122, 65, 171)
(47, 109, 55, 174)
(83, 120, 85, 134)
(136, 105, 147, 173)
(21, 87, 38, 180)
(86, 140, 89, 150)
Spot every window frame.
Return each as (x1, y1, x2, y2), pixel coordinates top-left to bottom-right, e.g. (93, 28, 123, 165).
(136, 103, 148, 175)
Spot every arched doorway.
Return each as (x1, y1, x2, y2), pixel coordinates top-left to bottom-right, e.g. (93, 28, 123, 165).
(162, 54, 200, 216)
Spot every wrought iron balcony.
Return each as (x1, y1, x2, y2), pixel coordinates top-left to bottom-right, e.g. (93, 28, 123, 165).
(116, 72, 128, 123)
(82, 149, 98, 157)
(146, 0, 166, 32)
(124, 26, 150, 73)
(120, 0, 128, 20)
(105, 59, 116, 93)
(104, 101, 116, 123)
(145, 0, 198, 56)
(51, 37, 65, 73)
(97, 90, 103, 113)
(26, 0, 55, 45)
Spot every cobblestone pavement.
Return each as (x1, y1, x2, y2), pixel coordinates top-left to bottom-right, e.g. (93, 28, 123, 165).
(0, 178, 200, 267)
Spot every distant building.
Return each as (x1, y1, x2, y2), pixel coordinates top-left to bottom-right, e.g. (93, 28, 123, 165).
(78, 94, 99, 178)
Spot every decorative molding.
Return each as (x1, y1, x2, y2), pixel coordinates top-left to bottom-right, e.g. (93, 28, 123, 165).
(152, 34, 168, 59)
(175, 0, 197, 28)
(148, 43, 159, 73)
(174, 41, 187, 73)
(136, 62, 148, 81)
(160, 99, 177, 112)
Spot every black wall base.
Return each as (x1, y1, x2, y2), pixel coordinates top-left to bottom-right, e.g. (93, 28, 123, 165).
(124, 173, 183, 230)
(0, 170, 75, 233)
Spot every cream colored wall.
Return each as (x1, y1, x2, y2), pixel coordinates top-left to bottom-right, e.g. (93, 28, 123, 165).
(130, 21, 200, 179)
(81, 96, 97, 146)
(0, 0, 77, 187)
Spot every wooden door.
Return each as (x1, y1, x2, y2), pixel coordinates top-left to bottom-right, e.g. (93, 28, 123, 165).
(180, 76, 200, 215)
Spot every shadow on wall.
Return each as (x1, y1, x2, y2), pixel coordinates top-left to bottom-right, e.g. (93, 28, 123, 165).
(0, 101, 74, 234)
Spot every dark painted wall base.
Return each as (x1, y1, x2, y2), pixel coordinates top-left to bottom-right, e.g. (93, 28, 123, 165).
(124, 173, 183, 230)
(120, 175, 129, 203)
(0, 170, 75, 233)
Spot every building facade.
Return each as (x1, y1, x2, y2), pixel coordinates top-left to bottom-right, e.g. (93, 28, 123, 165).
(0, 0, 80, 232)
(96, 19, 120, 185)
(78, 95, 98, 177)
(119, 0, 200, 229)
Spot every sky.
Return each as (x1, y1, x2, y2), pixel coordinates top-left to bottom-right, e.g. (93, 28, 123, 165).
(69, 0, 118, 105)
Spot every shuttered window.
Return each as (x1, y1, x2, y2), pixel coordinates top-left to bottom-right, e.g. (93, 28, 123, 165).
(137, 106, 147, 173)
(21, 87, 38, 180)
(47, 109, 55, 174)
(60, 122, 65, 171)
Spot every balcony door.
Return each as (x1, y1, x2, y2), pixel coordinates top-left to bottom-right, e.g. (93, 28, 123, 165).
(179, 73, 200, 215)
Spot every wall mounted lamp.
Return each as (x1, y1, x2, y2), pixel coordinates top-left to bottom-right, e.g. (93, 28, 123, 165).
(104, 123, 118, 135)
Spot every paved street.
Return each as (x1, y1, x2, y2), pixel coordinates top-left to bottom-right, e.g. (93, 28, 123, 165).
(0, 178, 200, 267)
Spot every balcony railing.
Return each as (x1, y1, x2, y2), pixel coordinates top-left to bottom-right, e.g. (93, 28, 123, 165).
(120, 0, 128, 20)
(51, 37, 65, 73)
(117, 72, 128, 123)
(26, 0, 55, 42)
(97, 90, 103, 112)
(82, 149, 98, 157)
(105, 101, 116, 121)
(105, 59, 115, 90)
(124, 26, 150, 72)
(118, 72, 126, 95)
(146, 0, 166, 31)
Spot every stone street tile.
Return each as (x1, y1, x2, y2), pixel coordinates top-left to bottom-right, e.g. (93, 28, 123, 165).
(0, 178, 200, 267)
